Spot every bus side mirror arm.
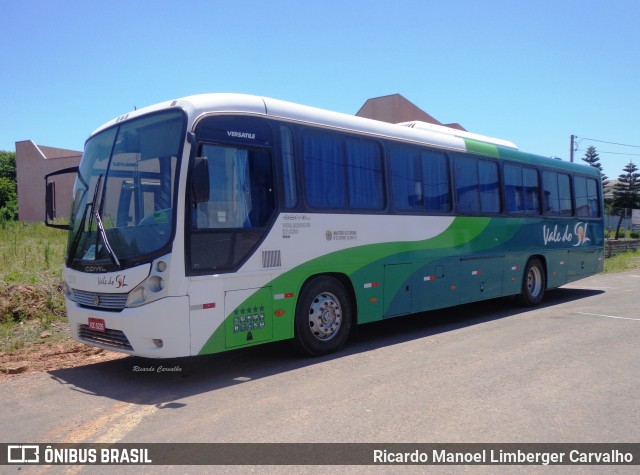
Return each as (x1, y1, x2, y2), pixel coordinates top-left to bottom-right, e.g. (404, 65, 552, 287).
(187, 132, 197, 158)
(191, 157, 210, 204)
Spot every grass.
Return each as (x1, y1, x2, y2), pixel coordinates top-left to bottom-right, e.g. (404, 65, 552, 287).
(0, 221, 68, 352)
(603, 248, 640, 274)
(0, 220, 67, 286)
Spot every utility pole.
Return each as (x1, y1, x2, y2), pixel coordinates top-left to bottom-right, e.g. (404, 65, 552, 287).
(570, 134, 575, 162)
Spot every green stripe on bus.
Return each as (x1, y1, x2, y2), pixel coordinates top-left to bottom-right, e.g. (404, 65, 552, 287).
(197, 216, 518, 355)
(463, 139, 500, 158)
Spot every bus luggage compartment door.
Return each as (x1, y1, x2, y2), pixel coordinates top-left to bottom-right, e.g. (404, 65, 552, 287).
(459, 255, 504, 302)
(568, 249, 600, 277)
(383, 264, 412, 317)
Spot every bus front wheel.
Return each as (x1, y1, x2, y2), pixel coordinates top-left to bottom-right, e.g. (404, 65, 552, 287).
(294, 276, 352, 356)
(517, 258, 546, 306)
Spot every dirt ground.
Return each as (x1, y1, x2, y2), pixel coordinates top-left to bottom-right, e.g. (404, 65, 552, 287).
(0, 334, 126, 378)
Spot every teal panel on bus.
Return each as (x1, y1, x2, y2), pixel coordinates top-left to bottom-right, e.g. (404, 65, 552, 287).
(411, 258, 459, 312)
(383, 263, 412, 317)
(459, 255, 504, 302)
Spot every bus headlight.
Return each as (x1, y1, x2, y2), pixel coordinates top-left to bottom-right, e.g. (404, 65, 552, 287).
(126, 277, 166, 307)
(126, 286, 148, 307)
(147, 275, 165, 292)
(126, 257, 169, 308)
(63, 282, 76, 301)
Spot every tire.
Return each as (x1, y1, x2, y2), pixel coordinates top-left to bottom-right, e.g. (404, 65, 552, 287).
(517, 258, 546, 307)
(294, 276, 352, 356)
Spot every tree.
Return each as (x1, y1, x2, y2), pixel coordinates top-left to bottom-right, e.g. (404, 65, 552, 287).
(581, 145, 609, 188)
(611, 161, 640, 239)
(0, 151, 17, 221)
(0, 150, 16, 180)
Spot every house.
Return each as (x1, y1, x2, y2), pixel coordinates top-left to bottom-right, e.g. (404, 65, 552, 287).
(355, 93, 465, 130)
(15, 140, 81, 222)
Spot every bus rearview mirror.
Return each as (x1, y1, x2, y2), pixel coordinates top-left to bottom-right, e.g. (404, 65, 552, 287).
(191, 157, 210, 203)
(46, 181, 56, 221)
(44, 166, 78, 230)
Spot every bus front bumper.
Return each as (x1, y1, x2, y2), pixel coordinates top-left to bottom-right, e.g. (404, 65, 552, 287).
(66, 296, 191, 358)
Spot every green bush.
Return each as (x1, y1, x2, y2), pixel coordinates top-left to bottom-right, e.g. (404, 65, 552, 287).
(0, 200, 18, 227)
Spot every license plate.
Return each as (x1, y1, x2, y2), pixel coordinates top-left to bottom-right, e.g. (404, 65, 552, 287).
(88, 317, 106, 332)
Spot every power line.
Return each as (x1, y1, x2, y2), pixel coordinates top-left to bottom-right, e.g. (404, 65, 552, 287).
(576, 147, 640, 158)
(579, 137, 640, 149)
(597, 150, 640, 157)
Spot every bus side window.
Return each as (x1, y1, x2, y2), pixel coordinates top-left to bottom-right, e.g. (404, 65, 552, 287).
(543, 171, 573, 216)
(454, 155, 500, 214)
(345, 138, 384, 210)
(389, 146, 418, 210)
(574, 176, 600, 218)
(303, 131, 346, 208)
(421, 150, 450, 212)
(505, 164, 540, 215)
(389, 146, 450, 212)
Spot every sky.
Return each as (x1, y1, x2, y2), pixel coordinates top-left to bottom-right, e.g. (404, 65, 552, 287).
(1, 0, 639, 179)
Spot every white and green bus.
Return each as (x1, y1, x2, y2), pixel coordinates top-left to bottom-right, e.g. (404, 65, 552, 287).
(47, 93, 604, 358)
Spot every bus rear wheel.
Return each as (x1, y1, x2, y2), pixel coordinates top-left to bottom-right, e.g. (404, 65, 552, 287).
(517, 258, 546, 306)
(294, 276, 352, 356)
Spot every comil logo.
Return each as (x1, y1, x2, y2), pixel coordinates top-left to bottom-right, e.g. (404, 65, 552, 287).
(8, 445, 39, 463)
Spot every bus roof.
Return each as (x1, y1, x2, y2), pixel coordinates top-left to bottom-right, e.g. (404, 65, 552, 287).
(88, 93, 599, 177)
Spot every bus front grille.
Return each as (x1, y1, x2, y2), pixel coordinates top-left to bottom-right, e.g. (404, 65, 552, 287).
(78, 324, 133, 351)
(72, 289, 128, 311)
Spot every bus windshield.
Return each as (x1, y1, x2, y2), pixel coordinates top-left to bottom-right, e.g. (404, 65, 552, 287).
(66, 110, 185, 270)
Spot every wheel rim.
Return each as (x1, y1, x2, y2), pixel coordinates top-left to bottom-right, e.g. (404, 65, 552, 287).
(307, 292, 342, 341)
(527, 266, 543, 297)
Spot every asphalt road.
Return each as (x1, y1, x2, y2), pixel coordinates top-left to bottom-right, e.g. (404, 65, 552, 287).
(1, 270, 639, 474)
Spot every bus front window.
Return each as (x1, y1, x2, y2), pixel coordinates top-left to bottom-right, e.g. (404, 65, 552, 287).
(67, 110, 185, 270)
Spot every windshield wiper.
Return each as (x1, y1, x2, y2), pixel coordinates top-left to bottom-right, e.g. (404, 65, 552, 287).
(93, 208, 121, 268)
(86, 174, 103, 237)
(90, 173, 121, 268)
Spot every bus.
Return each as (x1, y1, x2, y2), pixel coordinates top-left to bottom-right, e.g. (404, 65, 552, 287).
(46, 93, 604, 358)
